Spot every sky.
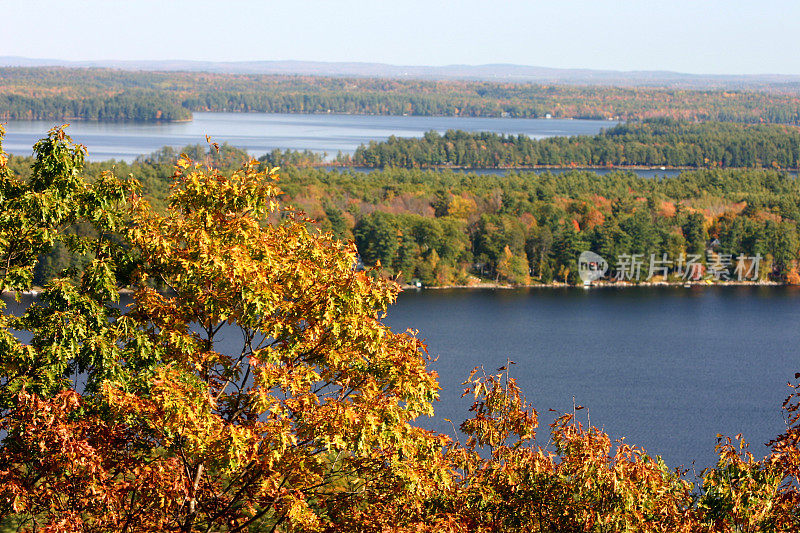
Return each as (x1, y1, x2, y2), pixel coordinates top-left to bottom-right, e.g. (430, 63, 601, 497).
(1, 0, 798, 75)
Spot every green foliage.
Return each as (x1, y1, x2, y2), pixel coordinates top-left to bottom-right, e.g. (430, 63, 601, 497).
(18, 139, 800, 287)
(258, 148, 326, 168)
(0, 125, 135, 409)
(0, 126, 133, 292)
(347, 121, 800, 169)
(271, 166, 800, 285)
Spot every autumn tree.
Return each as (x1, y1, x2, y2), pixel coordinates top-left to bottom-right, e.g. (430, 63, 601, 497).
(0, 127, 449, 532)
(496, 245, 530, 285)
(3, 127, 800, 532)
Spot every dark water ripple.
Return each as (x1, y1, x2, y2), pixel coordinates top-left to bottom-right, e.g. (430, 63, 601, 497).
(383, 286, 800, 470)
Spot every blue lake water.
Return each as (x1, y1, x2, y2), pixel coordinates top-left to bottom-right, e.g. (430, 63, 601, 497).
(383, 286, 800, 471)
(5, 286, 796, 472)
(1, 112, 613, 162)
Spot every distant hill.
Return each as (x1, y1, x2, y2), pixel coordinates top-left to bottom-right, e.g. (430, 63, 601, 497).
(2, 56, 800, 90)
(4, 65, 800, 124)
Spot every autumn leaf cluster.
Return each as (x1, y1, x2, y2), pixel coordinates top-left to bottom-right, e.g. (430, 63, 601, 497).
(1, 127, 800, 532)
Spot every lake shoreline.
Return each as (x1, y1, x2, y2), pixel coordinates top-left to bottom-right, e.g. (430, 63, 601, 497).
(400, 279, 784, 290)
(4, 280, 785, 298)
(326, 162, 800, 172)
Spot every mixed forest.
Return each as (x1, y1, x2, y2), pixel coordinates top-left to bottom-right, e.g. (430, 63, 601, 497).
(4, 66, 800, 123)
(343, 119, 800, 169)
(3, 128, 800, 531)
(8, 138, 800, 288)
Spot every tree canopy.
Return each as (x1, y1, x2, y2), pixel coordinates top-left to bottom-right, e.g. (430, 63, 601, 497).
(2, 129, 800, 531)
(343, 121, 800, 169)
(0, 127, 446, 530)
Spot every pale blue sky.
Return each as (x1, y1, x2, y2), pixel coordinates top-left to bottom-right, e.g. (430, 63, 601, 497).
(1, 0, 797, 74)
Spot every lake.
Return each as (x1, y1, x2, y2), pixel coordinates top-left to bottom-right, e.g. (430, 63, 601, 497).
(383, 286, 800, 471)
(4, 286, 797, 472)
(1, 112, 613, 162)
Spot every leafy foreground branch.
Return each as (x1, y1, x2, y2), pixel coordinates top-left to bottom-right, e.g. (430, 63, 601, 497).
(1, 127, 800, 532)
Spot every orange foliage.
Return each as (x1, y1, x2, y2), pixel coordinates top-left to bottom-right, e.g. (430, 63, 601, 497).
(659, 200, 677, 218)
(582, 208, 605, 229)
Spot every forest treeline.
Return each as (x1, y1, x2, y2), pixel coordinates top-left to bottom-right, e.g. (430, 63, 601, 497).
(0, 88, 191, 122)
(10, 141, 800, 287)
(273, 165, 800, 286)
(342, 119, 800, 169)
(3, 67, 800, 123)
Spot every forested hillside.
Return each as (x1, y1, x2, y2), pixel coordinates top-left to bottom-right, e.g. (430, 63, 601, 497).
(276, 165, 800, 286)
(344, 120, 800, 169)
(10, 141, 800, 287)
(3, 67, 800, 123)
